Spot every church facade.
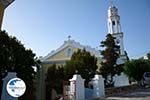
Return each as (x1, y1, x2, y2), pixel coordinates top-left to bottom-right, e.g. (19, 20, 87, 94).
(37, 38, 101, 100)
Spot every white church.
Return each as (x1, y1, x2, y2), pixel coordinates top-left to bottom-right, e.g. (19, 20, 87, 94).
(36, 3, 128, 100)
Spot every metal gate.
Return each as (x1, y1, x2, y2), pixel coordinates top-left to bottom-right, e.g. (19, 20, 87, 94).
(63, 81, 76, 100)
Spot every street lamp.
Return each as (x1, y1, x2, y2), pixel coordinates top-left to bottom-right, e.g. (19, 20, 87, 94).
(0, 0, 14, 30)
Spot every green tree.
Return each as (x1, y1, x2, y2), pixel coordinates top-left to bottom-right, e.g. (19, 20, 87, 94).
(0, 31, 40, 100)
(99, 34, 120, 86)
(45, 64, 64, 100)
(147, 52, 150, 61)
(64, 49, 98, 86)
(124, 59, 150, 81)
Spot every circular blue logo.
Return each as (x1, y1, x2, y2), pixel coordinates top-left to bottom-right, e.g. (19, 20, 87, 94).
(6, 78, 26, 98)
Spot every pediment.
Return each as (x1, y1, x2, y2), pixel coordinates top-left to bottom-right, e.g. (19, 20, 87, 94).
(41, 39, 101, 62)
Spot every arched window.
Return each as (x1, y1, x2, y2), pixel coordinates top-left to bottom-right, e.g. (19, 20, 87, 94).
(67, 48, 72, 57)
(112, 21, 115, 25)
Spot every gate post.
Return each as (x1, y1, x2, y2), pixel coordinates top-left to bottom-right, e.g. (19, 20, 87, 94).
(1, 72, 18, 100)
(92, 74, 105, 98)
(69, 74, 85, 100)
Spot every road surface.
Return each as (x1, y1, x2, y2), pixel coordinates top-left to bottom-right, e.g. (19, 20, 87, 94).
(92, 87, 150, 100)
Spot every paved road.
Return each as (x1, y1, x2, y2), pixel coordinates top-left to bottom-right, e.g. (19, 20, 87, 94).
(93, 87, 150, 100)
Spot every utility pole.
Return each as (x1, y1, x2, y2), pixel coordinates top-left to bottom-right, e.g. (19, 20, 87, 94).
(0, 0, 14, 30)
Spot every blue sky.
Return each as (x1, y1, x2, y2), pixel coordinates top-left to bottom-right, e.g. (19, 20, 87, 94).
(2, 0, 150, 58)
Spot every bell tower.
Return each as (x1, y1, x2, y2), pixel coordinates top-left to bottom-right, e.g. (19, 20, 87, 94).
(107, 2, 127, 64)
(108, 4, 122, 34)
